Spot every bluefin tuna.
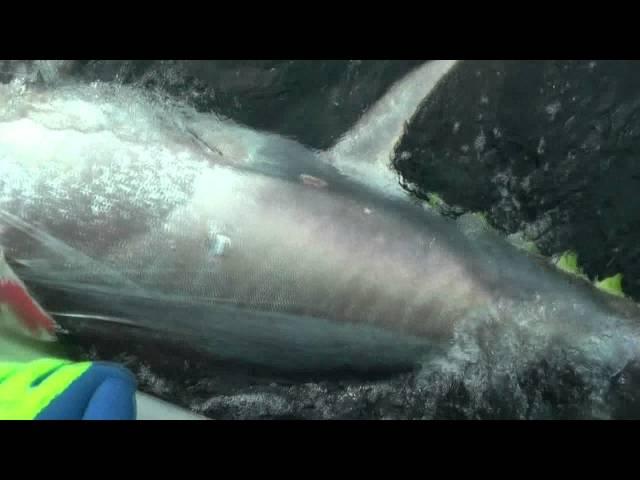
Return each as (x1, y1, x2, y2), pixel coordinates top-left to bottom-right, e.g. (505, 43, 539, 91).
(0, 60, 639, 418)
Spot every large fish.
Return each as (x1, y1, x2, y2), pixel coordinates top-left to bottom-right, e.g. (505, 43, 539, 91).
(0, 60, 639, 418)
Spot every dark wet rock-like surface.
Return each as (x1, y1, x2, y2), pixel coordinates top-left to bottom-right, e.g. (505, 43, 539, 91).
(393, 60, 640, 302)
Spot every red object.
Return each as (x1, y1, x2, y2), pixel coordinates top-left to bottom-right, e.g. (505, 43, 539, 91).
(0, 280, 55, 335)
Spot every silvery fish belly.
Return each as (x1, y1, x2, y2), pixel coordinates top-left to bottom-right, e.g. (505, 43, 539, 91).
(0, 80, 486, 374)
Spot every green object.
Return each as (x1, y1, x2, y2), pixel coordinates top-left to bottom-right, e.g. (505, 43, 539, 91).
(595, 273, 626, 297)
(554, 251, 587, 279)
(507, 232, 540, 254)
(426, 192, 445, 209)
(0, 358, 91, 420)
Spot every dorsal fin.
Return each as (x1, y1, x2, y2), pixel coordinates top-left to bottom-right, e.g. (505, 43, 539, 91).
(325, 60, 459, 197)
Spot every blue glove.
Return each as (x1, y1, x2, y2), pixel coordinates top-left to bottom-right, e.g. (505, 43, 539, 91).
(0, 358, 138, 420)
(37, 361, 138, 420)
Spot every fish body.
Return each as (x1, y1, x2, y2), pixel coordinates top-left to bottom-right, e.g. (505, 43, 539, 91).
(0, 61, 638, 408)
